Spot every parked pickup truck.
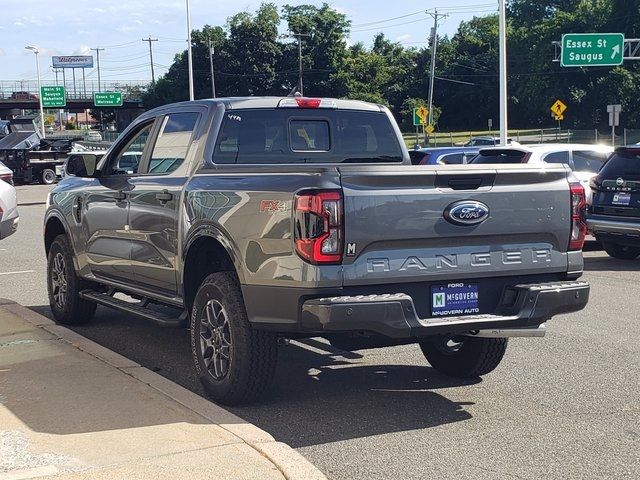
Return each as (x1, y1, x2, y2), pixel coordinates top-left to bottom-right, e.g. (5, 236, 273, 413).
(44, 97, 590, 405)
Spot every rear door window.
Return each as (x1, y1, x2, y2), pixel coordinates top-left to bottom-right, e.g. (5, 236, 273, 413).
(147, 112, 199, 174)
(573, 150, 607, 173)
(212, 109, 402, 164)
(470, 150, 528, 164)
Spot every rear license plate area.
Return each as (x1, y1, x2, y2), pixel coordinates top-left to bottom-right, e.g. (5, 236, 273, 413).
(612, 192, 631, 206)
(431, 283, 479, 317)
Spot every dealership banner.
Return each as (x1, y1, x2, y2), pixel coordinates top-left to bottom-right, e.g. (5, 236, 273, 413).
(52, 55, 94, 68)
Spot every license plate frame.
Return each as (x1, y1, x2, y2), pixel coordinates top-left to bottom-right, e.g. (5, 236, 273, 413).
(431, 283, 480, 317)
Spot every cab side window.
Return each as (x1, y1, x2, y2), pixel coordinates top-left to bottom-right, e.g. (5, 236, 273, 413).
(148, 112, 199, 174)
(107, 123, 152, 175)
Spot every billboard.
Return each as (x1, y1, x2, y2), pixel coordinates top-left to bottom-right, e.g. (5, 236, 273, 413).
(52, 55, 94, 68)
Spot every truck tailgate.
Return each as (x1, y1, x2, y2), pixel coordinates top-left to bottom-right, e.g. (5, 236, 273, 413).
(338, 164, 572, 286)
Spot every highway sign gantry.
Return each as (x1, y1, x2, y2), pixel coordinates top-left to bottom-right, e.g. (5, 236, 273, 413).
(413, 106, 428, 126)
(550, 99, 567, 117)
(561, 33, 624, 67)
(40, 86, 66, 108)
(94, 92, 123, 107)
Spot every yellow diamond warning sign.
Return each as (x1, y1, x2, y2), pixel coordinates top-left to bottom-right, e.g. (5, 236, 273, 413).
(550, 99, 567, 117)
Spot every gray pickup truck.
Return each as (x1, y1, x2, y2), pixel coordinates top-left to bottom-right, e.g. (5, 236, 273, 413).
(44, 97, 590, 405)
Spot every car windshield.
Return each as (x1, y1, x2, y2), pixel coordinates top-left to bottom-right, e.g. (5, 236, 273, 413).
(470, 150, 527, 164)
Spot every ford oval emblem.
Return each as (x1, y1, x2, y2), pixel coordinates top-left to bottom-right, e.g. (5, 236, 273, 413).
(444, 201, 490, 226)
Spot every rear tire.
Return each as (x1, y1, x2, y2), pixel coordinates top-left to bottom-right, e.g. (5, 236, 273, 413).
(602, 241, 640, 260)
(419, 336, 508, 378)
(190, 272, 277, 405)
(40, 168, 57, 185)
(47, 234, 97, 325)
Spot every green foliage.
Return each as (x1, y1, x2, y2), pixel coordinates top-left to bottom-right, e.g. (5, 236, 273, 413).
(143, 0, 640, 130)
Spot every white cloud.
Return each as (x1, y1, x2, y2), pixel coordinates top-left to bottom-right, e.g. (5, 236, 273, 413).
(73, 45, 91, 55)
(396, 34, 411, 42)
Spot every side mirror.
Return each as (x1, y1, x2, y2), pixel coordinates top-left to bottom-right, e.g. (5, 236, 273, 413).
(65, 153, 102, 178)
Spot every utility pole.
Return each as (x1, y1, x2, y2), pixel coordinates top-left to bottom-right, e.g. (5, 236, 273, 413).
(283, 32, 310, 95)
(142, 38, 158, 84)
(208, 39, 216, 98)
(498, 0, 508, 146)
(426, 9, 448, 133)
(185, 0, 194, 100)
(91, 47, 104, 92)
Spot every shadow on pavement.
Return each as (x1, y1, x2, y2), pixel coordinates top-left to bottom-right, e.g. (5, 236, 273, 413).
(583, 255, 640, 272)
(29, 304, 477, 448)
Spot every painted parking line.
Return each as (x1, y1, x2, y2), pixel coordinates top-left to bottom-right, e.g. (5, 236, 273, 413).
(0, 270, 35, 276)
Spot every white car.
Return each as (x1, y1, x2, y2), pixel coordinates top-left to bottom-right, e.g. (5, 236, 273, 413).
(470, 143, 613, 202)
(0, 178, 18, 240)
(0, 161, 13, 185)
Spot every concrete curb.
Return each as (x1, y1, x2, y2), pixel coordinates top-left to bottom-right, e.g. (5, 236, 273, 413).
(0, 299, 326, 480)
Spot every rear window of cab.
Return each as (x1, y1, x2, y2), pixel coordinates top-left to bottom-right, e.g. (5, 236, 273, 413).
(212, 109, 403, 164)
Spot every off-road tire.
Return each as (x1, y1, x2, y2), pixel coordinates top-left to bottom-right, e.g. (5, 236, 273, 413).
(190, 272, 278, 405)
(419, 336, 508, 378)
(47, 234, 97, 324)
(40, 168, 57, 185)
(602, 241, 640, 260)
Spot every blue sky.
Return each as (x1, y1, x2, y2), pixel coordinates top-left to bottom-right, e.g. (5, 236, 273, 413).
(0, 0, 498, 88)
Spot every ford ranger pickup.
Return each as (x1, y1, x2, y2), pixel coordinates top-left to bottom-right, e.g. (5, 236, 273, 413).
(44, 97, 590, 405)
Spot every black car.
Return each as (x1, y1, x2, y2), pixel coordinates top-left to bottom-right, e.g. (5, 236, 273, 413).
(587, 146, 640, 259)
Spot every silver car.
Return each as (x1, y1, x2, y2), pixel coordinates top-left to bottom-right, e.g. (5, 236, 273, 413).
(0, 177, 18, 239)
(0, 161, 13, 185)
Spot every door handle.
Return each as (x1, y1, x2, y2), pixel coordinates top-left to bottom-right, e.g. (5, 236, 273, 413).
(155, 190, 173, 203)
(114, 191, 127, 201)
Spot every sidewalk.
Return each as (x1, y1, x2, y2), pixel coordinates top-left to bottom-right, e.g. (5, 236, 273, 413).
(0, 299, 326, 480)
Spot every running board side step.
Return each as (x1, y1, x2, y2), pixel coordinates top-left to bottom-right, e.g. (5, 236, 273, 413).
(79, 290, 186, 328)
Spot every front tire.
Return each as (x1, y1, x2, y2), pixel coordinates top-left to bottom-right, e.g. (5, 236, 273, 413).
(190, 272, 277, 405)
(47, 234, 97, 324)
(419, 336, 508, 378)
(602, 241, 640, 260)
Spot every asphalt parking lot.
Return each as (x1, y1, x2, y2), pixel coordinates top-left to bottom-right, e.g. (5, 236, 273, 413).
(1, 184, 638, 479)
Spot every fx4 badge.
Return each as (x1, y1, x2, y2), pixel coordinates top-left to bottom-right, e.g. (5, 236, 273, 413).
(259, 200, 288, 214)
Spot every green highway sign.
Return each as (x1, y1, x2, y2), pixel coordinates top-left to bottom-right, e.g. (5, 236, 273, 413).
(93, 92, 123, 107)
(561, 33, 624, 67)
(40, 86, 66, 108)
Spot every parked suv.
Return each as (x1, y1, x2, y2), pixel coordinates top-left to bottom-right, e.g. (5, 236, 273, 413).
(44, 97, 590, 405)
(588, 146, 640, 259)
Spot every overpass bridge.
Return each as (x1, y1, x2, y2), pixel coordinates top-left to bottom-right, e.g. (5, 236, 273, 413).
(0, 80, 146, 130)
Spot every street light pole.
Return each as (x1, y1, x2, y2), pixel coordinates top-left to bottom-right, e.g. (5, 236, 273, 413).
(26, 45, 45, 138)
(498, 0, 508, 146)
(208, 39, 216, 98)
(186, 0, 194, 100)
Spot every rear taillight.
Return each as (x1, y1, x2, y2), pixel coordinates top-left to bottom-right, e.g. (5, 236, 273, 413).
(0, 173, 12, 185)
(569, 182, 587, 251)
(294, 191, 343, 264)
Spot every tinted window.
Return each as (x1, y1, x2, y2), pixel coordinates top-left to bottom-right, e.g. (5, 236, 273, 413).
(470, 150, 527, 164)
(409, 150, 426, 165)
(439, 153, 465, 164)
(573, 150, 607, 173)
(598, 151, 640, 181)
(213, 109, 402, 164)
(290, 120, 330, 151)
(148, 112, 199, 174)
(543, 151, 570, 164)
